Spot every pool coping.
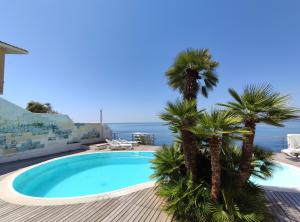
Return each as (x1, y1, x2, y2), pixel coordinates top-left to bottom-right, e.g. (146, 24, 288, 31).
(0, 151, 156, 206)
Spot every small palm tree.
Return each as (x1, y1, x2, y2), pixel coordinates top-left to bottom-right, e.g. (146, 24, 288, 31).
(151, 144, 273, 221)
(191, 110, 245, 202)
(166, 48, 219, 101)
(165, 49, 219, 182)
(218, 84, 298, 187)
(151, 144, 184, 183)
(160, 100, 202, 182)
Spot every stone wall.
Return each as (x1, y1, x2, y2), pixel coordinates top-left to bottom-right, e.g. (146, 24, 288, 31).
(0, 97, 112, 163)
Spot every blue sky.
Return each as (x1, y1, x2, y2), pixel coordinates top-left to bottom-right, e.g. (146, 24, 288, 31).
(1, 0, 300, 123)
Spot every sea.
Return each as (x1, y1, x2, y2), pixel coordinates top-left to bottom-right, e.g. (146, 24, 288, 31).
(108, 120, 300, 152)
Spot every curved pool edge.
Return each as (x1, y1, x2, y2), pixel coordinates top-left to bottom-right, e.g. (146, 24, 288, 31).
(2, 152, 300, 206)
(261, 185, 300, 193)
(255, 160, 300, 193)
(0, 151, 156, 206)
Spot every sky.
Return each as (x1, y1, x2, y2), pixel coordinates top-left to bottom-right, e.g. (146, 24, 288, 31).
(1, 0, 300, 123)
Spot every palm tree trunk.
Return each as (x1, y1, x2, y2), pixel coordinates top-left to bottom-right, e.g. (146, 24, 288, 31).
(181, 68, 200, 182)
(181, 129, 199, 182)
(237, 119, 256, 188)
(183, 69, 199, 102)
(209, 136, 221, 202)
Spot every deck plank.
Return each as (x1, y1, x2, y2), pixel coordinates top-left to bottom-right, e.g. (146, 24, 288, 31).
(265, 190, 300, 222)
(81, 199, 117, 221)
(64, 201, 102, 222)
(117, 188, 154, 222)
(265, 191, 289, 221)
(138, 192, 160, 222)
(101, 190, 145, 222)
(126, 187, 155, 222)
(9, 207, 43, 222)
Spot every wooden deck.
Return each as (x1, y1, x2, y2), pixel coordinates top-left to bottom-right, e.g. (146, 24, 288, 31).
(0, 187, 173, 222)
(0, 189, 299, 222)
(1, 149, 300, 221)
(265, 190, 300, 222)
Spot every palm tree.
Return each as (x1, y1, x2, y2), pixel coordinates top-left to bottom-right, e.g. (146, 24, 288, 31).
(219, 84, 298, 187)
(191, 110, 245, 202)
(160, 100, 202, 182)
(166, 49, 219, 101)
(151, 144, 274, 221)
(165, 49, 219, 181)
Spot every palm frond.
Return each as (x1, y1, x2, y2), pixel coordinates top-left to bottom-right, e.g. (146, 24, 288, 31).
(165, 48, 219, 97)
(160, 99, 202, 133)
(151, 144, 185, 183)
(219, 83, 299, 126)
(191, 109, 245, 139)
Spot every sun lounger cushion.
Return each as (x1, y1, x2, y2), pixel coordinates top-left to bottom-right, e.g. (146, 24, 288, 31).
(282, 148, 300, 157)
(287, 134, 300, 149)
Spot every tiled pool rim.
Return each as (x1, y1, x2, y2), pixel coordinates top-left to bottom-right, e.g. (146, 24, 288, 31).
(1, 151, 300, 206)
(0, 151, 155, 206)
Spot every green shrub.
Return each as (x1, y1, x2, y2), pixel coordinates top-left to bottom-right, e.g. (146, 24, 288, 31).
(151, 144, 273, 222)
(151, 143, 185, 183)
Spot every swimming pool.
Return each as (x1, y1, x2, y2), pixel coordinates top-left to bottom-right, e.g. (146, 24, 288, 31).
(13, 152, 154, 198)
(12, 151, 300, 200)
(251, 162, 300, 188)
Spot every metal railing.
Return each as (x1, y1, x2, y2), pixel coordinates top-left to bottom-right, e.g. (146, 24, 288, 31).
(112, 132, 155, 145)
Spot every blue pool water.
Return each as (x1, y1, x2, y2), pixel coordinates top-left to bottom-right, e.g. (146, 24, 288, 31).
(251, 162, 300, 188)
(108, 120, 300, 152)
(13, 152, 154, 198)
(13, 152, 300, 198)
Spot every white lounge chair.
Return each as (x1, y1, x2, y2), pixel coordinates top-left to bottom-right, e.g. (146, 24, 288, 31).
(281, 134, 300, 158)
(94, 143, 109, 150)
(105, 139, 133, 150)
(117, 139, 139, 146)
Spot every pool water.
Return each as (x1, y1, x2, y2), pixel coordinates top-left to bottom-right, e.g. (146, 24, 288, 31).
(251, 162, 300, 188)
(13, 152, 300, 199)
(13, 152, 154, 198)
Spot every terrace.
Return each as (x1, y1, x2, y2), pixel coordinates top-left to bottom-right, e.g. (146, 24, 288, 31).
(0, 147, 300, 222)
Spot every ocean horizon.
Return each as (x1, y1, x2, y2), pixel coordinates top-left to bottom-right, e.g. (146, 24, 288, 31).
(108, 120, 300, 152)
